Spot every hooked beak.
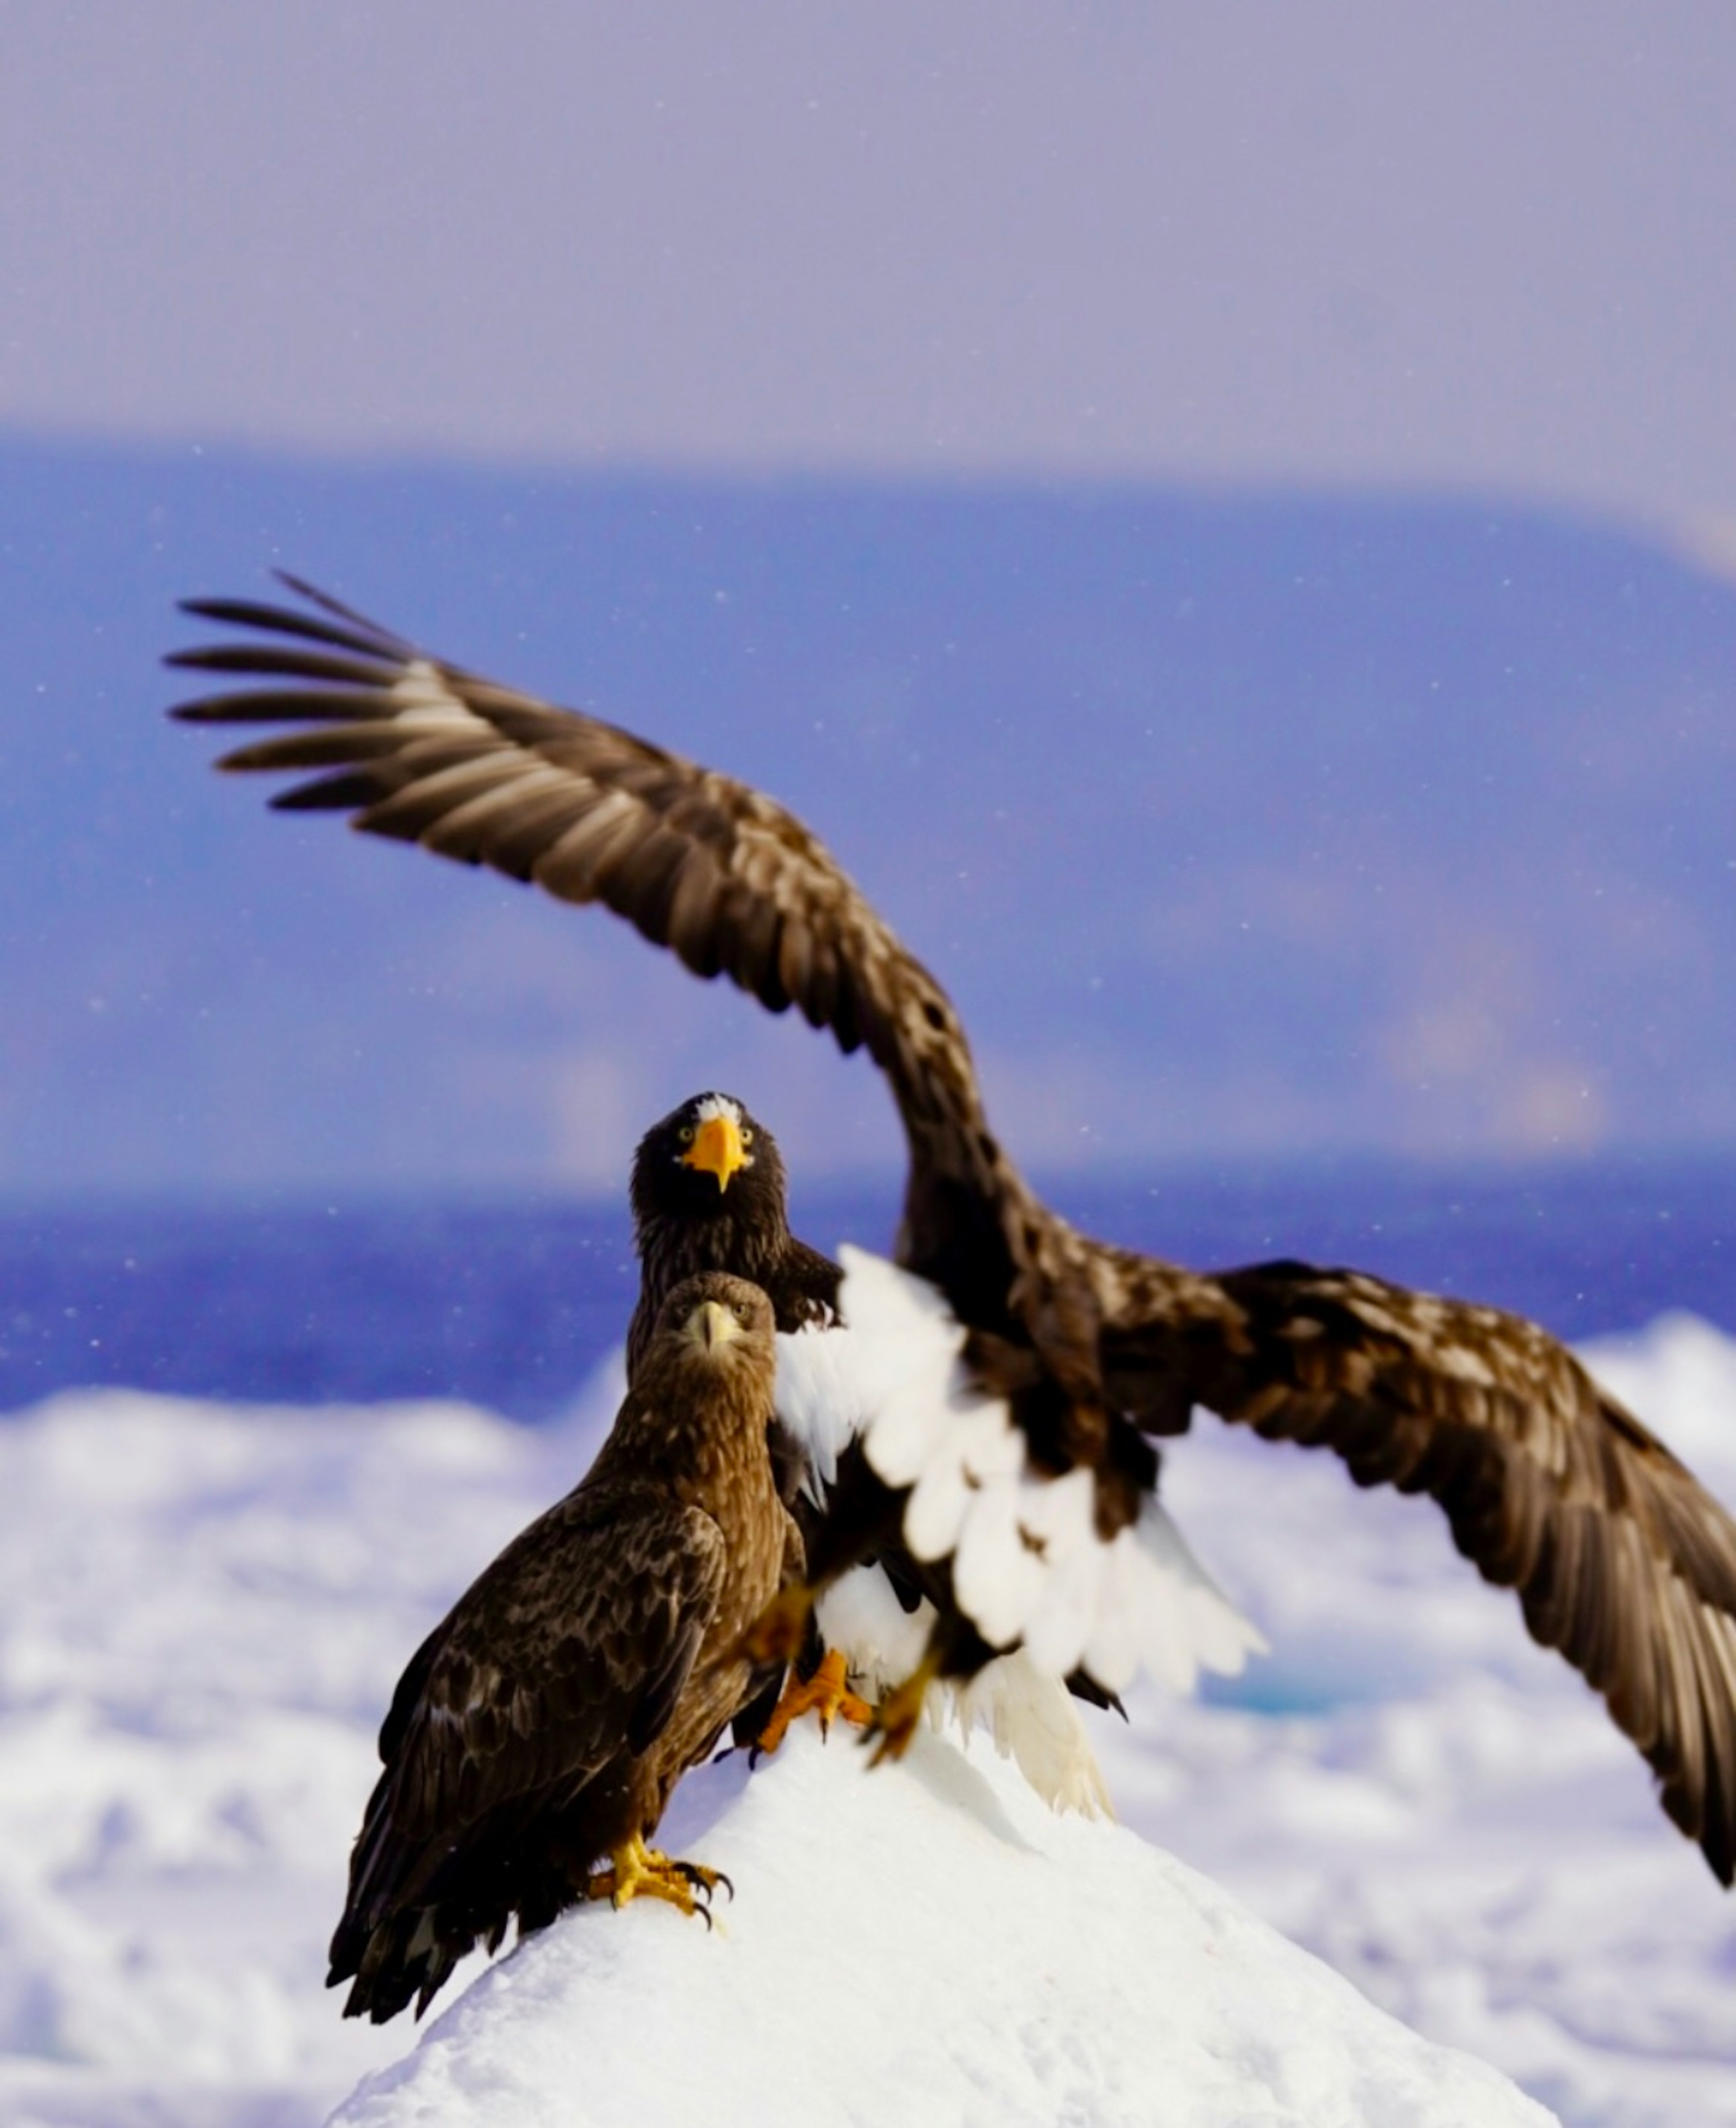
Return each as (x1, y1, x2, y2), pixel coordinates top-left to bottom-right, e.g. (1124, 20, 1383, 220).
(689, 1299, 745, 1352)
(681, 1113, 748, 1192)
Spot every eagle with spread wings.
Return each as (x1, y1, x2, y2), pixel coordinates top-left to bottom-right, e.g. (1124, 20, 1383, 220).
(170, 575, 1736, 1885)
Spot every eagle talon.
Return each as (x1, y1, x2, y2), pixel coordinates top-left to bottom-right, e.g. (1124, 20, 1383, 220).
(585, 1835, 723, 1925)
(670, 1856, 732, 1905)
(865, 1652, 942, 1766)
(868, 1717, 917, 1768)
(754, 1646, 874, 1758)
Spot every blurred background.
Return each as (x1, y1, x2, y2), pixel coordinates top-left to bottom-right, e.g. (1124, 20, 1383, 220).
(4, 4, 1736, 1409)
(5, 13, 1736, 2128)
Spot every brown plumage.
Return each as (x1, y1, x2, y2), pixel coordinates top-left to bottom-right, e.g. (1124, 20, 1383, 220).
(623, 1088, 849, 1750)
(327, 1272, 800, 2023)
(623, 1088, 1122, 1739)
(171, 576, 1736, 1884)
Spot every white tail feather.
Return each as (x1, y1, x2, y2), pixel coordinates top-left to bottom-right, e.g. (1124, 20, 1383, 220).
(944, 1649, 1113, 1820)
(815, 1565, 929, 1697)
(1133, 1494, 1269, 1684)
(815, 1571, 1112, 1819)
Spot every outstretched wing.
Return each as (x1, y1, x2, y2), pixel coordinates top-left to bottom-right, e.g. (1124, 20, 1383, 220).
(168, 577, 1003, 1206)
(1095, 1248, 1736, 1883)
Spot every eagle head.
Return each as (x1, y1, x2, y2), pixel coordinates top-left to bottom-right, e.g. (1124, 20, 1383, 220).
(656, 1272, 777, 1372)
(630, 1092, 787, 1225)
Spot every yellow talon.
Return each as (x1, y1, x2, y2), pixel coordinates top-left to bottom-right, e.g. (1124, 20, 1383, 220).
(755, 1647, 874, 1757)
(585, 1834, 731, 1925)
(867, 1650, 943, 1766)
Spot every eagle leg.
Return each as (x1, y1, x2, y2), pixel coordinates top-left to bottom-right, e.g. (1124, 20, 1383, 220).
(585, 1834, 730, 1927)
(736, 1581, 817, 1666)
(753, 1647, 874, 1758)
(866, 1649, 944, 1766)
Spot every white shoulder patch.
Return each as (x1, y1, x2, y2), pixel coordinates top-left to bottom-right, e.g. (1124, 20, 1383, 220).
(839, 1245, 1267, 1697)
(773, 1321, 872, 1506)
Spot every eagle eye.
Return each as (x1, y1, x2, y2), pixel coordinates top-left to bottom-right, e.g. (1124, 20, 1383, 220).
(678, 1125, 694, 1144)
(740, 1128, 754, 1147)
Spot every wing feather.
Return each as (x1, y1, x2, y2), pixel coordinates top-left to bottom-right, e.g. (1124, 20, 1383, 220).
(373, 1483, 725, 1848)
(1095, 1248, 1736, 1882)
(170, 580, 999, 1202)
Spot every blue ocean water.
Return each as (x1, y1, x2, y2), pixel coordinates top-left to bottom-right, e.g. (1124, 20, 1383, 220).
(3, 1158, 1732, 1423)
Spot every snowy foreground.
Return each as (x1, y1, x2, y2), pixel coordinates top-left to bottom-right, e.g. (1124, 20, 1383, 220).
(1, 1319, 1734, 2128)
(332, 1725, 1551, 2128)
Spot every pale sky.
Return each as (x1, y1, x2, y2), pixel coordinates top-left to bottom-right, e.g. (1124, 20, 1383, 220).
(4, 4, 1734, 548)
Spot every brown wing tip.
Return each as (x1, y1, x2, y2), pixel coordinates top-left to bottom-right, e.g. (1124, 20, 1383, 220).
(170, 577, 414, 669)
(1663, 1761, 1736, 1886)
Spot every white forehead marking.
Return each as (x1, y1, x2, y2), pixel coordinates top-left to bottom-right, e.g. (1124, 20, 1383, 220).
(692, 1094, 742, 1126)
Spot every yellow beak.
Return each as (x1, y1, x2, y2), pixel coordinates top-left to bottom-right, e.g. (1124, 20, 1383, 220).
(691, 1299, 744, 1352)
(681, 1113, 748, 1192)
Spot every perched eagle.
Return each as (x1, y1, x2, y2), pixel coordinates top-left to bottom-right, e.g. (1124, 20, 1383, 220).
(627, 1088, 1151, 1813)
(328, 1272, 798, 2024)
(171, 577, 1736, 1884)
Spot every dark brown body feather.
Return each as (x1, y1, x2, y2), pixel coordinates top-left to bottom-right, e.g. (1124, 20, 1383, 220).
(625, 1096, 840, 1381)
(172, 577, 1736, 1884)
(328, 1274, 798, 2022)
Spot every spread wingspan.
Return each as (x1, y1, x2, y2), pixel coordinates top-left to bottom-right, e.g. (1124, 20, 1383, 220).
(172, 577, 1736, 1884)
(1095, 1251, 1736, 1881)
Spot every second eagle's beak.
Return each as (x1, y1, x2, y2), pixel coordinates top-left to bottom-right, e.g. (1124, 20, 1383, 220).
(682, 1114, 748, 1192)
(692, 1299, 744, 1352)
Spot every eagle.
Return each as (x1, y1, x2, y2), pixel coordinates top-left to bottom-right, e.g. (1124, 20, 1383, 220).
(170, 575, 1736, 1884)
(627, 1087, 1151, 1813)
(327, 1272, 799, 2024)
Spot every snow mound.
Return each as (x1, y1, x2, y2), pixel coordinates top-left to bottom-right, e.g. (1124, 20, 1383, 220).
(331, 1726, 1555, 2128)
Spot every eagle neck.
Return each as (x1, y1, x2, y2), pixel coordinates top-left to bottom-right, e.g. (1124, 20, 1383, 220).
(607, 1353, 779, 1520)
(628, 1201, 796, 1377)
(649, 1198, 791, 1279)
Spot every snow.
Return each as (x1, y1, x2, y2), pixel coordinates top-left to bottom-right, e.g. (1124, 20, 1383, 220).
(331, 1727, 1552, 2128)
(0, 1320, 1731, 2128)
